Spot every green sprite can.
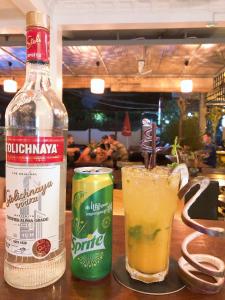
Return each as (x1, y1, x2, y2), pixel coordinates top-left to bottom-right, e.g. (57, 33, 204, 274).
(71, 167, 113, 280)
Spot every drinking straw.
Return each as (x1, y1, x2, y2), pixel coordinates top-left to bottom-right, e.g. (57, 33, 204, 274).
(141, 120, 157, 169)
(148, 122, 156, 169)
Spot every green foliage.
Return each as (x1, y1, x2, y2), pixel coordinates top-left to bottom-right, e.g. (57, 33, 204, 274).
(182, 116, 202, 150)
(161, 98, 201, 151)
(167, 162, 179, 169)
(160, 98, 179, 144)
(160, 119, 179, 144)
(170, 136, 181, 164)
(171, 136, 181, 156)
(207, 107, 223, 135)
(162, 116, 202, 151)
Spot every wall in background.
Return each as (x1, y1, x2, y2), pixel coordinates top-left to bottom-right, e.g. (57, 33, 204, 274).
(68, 129, 141, 148)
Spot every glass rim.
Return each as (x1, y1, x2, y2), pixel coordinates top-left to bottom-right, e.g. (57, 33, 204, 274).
(121, 165, 181, 179)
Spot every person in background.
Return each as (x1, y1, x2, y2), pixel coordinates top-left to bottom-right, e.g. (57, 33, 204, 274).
(67, 134, 80, 167)
(201, 132, 217, 168)
(78, 142, 108, 163)
(99, 135, 110, 151)
(107, 134, 128, 166)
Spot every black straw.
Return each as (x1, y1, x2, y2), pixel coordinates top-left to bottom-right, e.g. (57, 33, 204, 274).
(141, 121, 157, 169)
(148, 122, 156, 169)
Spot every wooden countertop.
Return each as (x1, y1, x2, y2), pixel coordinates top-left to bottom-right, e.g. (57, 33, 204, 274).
(0, 209, 225, 299)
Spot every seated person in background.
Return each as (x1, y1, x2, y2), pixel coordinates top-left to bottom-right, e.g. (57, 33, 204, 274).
(107, 134, 128, 163)
(78, 143, 108, 164)
(201, 132, 217, 168)
(67, 134, 80, 167)
(179, 144, 191, 165)
(99, 135, 110, 151)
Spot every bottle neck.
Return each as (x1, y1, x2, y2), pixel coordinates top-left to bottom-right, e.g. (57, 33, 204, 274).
(25, 25, 50, 90)
(25, 62, 51, 91)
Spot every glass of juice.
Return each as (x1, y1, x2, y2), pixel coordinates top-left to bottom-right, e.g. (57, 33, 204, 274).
(122, 165, 180, 283)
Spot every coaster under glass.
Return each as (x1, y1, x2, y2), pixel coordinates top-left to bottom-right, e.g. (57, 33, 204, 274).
(113, 256, 185, 295)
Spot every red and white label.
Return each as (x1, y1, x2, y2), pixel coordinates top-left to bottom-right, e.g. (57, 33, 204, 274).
(6, 164, 60, 257)
(26, 26, 49, 63)
(6, 136, 64, 164)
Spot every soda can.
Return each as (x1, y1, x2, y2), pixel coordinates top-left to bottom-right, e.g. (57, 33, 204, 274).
(71, 167, 113, 280)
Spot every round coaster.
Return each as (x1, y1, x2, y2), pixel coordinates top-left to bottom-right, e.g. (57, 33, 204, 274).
(113, 256, 185, 295)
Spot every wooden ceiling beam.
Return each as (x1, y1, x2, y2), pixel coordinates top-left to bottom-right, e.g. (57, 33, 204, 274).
(1, 37, 225, 48)
(63, 37, 225, 47)
(110, 77, 213, 93)
(63, 76, 213, 93)
(0, 76, 213, 93)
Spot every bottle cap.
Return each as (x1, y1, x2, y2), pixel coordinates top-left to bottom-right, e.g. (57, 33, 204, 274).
(26, 11, 49, 29)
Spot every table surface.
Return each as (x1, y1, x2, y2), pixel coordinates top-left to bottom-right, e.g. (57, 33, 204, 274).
(0, 209, 225, 300)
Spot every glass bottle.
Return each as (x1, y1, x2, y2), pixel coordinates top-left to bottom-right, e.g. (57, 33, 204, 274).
(4, 11, 68, 289)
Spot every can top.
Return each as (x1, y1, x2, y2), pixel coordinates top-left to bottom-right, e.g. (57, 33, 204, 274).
(74, 167, 112, 175)
(26, 11, 50, 29)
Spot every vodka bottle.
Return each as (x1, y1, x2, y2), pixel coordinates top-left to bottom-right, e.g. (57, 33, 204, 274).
(4, 11, 68, 289)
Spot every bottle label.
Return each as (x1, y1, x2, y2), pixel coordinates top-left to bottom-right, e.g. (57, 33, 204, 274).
(26, 26, 49, 63)
(5, 164, 60, 258)
(6, 136, 64, 164)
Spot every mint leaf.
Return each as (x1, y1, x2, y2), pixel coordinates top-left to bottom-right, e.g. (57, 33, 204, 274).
(170, 136, 181, 164)
(128, 225, 142, 240)
(128, 226, 161, 241)
(167, 162, 179, 169)
(146, 228, 161, 241)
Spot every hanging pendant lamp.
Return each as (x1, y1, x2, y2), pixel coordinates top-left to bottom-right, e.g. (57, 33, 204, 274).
(90, 61, 105, 94)
(3, 61, 18, 93)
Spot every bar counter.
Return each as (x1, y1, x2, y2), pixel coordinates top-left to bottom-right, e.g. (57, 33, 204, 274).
(0, 209, 225, 299)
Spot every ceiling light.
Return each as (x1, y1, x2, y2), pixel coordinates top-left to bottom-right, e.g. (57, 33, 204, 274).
(206, 22, 216, 28)
(90, 78, 105, 94)
(180, 80, 193, 93)
(3, 61, 18, 93)
(222, 116, 225, 127)
(90, 61, 105, 94)
(202, 44, 215, 49)
(4, 79, 17, 93)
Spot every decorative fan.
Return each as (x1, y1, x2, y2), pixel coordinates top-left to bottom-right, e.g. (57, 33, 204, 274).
(137, 59, 152, 76)
(137, 46, 152, 76)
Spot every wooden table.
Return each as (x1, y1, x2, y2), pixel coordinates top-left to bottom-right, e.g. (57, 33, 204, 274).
(217, 151, 225, 166)
(0, 209, 225, 299)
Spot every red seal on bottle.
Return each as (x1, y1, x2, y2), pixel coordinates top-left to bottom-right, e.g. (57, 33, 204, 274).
(33, 239, 51, 258)
(26, 26, 49, 63)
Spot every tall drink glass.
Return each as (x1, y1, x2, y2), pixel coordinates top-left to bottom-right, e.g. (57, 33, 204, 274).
(122, 166, 180, 283)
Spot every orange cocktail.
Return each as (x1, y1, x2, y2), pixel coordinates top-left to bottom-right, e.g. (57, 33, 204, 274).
(122, 166, 180, 283)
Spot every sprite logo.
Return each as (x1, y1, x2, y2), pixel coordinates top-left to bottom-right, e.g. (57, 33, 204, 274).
(72, 230, 105, 258)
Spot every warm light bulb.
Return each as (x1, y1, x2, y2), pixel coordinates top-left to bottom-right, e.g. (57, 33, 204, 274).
(90, 78, 105, 94)
(180, 80, 193, 93)
(3, 79, 17, 93)
(222, 116, 225, 127)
